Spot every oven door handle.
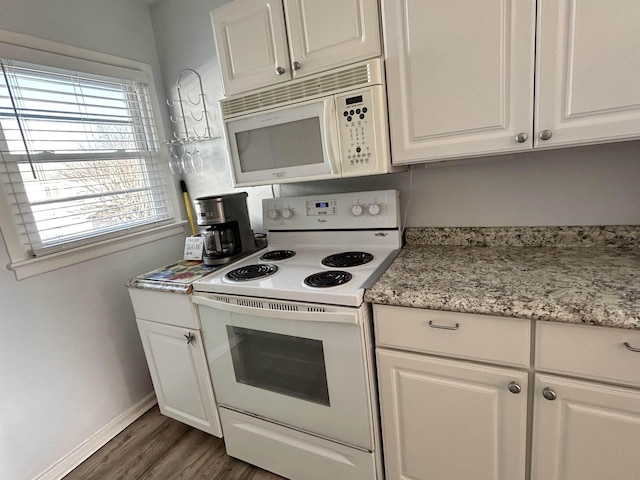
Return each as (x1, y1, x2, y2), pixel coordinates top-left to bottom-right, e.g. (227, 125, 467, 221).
(192, 294, 360, 325)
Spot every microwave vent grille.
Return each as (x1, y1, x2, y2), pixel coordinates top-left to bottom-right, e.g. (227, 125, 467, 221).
(222, 62, 373, 118)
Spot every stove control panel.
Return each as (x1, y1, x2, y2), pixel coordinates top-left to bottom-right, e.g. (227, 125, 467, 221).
(263, 189, 400, 230)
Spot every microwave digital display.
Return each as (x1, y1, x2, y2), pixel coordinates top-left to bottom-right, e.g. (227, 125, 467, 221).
(345, 95, 363, 105)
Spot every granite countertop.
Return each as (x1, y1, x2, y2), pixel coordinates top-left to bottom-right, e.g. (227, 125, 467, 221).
(364, 226, 640, 330)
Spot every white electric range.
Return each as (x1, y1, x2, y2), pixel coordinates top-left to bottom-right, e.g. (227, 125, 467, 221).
(192, 189, 401, 480)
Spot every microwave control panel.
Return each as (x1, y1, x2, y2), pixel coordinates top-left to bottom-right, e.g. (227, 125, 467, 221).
(336, 85, 390, 176)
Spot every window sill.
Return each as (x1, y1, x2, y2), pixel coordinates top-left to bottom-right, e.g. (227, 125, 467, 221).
(7, 221, 188, 280)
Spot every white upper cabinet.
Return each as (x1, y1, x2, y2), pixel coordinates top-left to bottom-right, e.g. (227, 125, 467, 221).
(383, 0, 536, 163)
(535, 0, 640, 148)
(283, 0, 381, 78)
(212, 0, 381, 96)
(383, 0, 640, 165)
(212, 0, 291, 96)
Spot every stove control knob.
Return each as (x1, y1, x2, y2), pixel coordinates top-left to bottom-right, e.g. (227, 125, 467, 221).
(368, 203, 382, 216)
(281, 208, 294, 219)
(268, 208, 279, 220)
(351, 204, 364, 216)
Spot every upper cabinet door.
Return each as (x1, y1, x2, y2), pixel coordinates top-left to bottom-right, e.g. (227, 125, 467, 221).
(535, 0, 640, 148)
(283, 0, 381, 79)
(212, 0, 291, 96)
(383, 0, 536, 164)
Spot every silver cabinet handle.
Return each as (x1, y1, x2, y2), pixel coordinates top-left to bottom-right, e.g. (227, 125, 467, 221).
(184, 333, 196, 345)
(508, 382, 522, 394)
(539, 129, 553, 141)
(275, 66, 286, 75)
(542, 387, 557, 401)
(623, 342, 640, 353)
(515, 132, 528, 143)
(428, 320, 460, 331)
(291, 61, 301, 71)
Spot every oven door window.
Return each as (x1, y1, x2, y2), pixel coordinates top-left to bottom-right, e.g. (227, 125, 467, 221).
(226, 326, 330, 406)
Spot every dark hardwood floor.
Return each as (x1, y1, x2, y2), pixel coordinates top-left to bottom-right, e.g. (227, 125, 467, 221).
(63, 406, 284, 480)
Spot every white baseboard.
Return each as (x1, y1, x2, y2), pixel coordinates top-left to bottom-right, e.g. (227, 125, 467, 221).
(32, 393, 158, 480)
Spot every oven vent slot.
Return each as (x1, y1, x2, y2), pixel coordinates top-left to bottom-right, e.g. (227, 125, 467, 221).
(236, 299, 264, 309)
(214, 296, 231, 303)
(268, 303, 299, 312)
(307, 306, 327, 313)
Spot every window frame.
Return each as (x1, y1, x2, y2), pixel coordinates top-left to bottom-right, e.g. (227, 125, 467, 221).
(0, 30, 185, 280)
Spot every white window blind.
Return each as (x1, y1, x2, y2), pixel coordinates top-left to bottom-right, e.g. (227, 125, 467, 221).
(0, 58, 173, 257)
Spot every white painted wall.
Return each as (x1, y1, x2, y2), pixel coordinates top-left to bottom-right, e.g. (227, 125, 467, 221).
(0, 2, 185, 480)
(150, 0, 640, 229)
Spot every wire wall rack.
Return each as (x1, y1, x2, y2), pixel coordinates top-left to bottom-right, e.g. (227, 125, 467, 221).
(166, 69, 218, 146)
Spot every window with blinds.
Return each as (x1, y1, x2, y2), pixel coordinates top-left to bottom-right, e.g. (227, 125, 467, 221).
(0, 58, 173, 257)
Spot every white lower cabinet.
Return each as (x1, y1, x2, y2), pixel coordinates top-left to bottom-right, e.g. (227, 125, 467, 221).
(374, 306, 640, 480)
(374, 305, 531, 480)
(136, 319, 221, 436)
(531, 374, 640, 480)
(128, 288, 222, 437)
(377, 350, 528, 480)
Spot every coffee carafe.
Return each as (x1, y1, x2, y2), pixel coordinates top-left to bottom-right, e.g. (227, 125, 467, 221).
(194, 192, 257, 266)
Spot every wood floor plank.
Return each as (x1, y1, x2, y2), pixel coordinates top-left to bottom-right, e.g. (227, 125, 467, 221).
(139, 428, 228, 480)
(64, 406, 284, 480)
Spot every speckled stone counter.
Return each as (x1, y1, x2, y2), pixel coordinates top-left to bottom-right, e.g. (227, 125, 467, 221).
(364, 226, 640, 330)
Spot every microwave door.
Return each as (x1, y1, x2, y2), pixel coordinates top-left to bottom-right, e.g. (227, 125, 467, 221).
(226, 99, 338, 186)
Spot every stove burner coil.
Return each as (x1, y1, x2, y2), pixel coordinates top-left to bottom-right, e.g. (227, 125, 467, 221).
(225, 264, 278, 281)
(321, 251, 374, 268)
(259, 250, 296, 261)
(304, 271, 353, 288)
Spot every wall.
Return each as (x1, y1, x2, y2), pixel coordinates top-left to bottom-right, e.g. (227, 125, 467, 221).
(150, 0, 273, 233)
(150, 0, 640, 230)
(0, 2, 184, 480)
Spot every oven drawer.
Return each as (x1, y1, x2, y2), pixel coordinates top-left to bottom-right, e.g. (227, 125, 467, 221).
(373, 305, 531, 368)
(536, 321, 640, 387)
(219, 408, 377, 480)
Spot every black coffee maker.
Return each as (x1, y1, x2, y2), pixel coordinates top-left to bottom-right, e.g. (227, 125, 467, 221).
(194, 192, 257, 266)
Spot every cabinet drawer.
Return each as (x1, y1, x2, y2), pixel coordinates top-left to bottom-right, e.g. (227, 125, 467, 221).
(373, 305, 531, 367)
(536, 322, 640, 387)
(128, 288, 199, 329)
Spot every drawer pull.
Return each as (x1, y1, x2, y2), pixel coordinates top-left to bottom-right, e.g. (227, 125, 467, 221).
(428, 320, 460, 331)
(623, 342, 640, 353)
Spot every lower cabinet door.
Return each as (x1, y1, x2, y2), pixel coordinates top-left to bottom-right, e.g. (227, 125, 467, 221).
(377, 349, 528, 480)
(136, 318, 222, 436)
(531, 374, 640, 480)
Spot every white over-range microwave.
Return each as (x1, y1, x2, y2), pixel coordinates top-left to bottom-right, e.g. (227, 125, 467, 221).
(220, 59, 401, 186)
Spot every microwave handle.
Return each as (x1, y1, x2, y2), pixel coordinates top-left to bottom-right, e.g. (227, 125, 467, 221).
(191, 293, 359, 325)
(324, 98, 341, 174)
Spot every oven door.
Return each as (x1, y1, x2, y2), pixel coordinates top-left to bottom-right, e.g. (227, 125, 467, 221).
(193, 293, 374, 450)
(224, 97, 341, 186)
